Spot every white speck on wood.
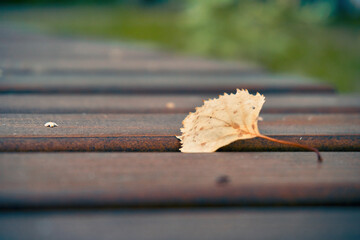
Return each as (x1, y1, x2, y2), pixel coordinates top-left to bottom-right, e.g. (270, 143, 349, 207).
(44, 122, 58, 128)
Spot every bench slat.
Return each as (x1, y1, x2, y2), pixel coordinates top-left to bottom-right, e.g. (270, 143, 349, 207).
(1, 208, 360, 240)
(0, 43, 168, 60)
(0, 113, 358, 152)
(0, 59, 261, 75)
(0, 95, 358, 114)
(0, 74, 334, 94)
(0, 26, 261, 74)
(0, 152, 359, 208)
(0, 42, 169, 60)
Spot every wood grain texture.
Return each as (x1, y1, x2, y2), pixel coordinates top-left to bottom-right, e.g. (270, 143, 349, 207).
(1, 208, 360, 240)
(0, 59, 261, 75)
(0, 152, 360, 208)
(0, 74, 334, 94)
(0, 94, 358, 114)
(0, 114, 358, 152)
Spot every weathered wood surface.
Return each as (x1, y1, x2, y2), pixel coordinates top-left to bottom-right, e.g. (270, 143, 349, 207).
(0, 74, 335, 94)
(0, 59, 262, 75)
(0, 40, 169, 60)
(1, 23, 359, 240)
(0, 114, 358, 151)
(0, 25, 261, 75)
(1, 94, 358, 114)
(0, 25, 175, 60)
(1, 208, 360, 240)
(0, 26, 334, 93)
(0, 152, 359, 209)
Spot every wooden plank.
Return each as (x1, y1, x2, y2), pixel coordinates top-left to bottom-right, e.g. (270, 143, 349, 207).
(0, 58, 261, 74)
(0, 26, 261, 74)
(0, 74, 335, 94)
(0, 94, 358, 114)
(0, 42, 168, 60)
(0, 43, 255, 68)
(0, 152, 359, 208)
(0, 27, 332, 93)
(0, 26, 171, 60)
(0, 26, 260, 68)
(1, 64, 260, 76)
(0, 113, 358, 152)
(1, 208, 360, 240)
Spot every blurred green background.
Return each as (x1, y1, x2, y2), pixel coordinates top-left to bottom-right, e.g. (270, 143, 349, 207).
(1, 0, 359, 92)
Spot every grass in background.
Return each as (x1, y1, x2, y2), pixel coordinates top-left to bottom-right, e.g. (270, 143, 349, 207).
(0, 4, 359, 92)
(0, 6, 182, 48)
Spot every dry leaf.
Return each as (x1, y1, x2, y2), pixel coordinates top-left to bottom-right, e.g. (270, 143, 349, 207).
(178, 89, 322, 162)
(178, 89, 264, 152)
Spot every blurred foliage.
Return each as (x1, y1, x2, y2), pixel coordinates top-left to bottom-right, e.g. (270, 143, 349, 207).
(0, 0, 359, 92)
(181, 0, 360, 92)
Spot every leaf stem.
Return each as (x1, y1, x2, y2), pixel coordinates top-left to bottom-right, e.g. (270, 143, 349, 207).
(256, 134, 323, 162)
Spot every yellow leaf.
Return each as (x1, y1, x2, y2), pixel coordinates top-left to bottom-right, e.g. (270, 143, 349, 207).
(178, 89, 322, 162)
(178, 89, 264, 152)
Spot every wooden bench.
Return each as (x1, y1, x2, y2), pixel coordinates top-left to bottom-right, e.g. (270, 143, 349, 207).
(0, 25, 359, 240)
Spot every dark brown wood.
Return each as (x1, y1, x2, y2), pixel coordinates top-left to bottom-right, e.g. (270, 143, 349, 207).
(0, 152, 360, 209)
(0, 24, 359, 240)
(0, 74, 335, 95)
(0, 113, 358, 152)
(1, 208, 360, 240)
(0, 94, 358, 114)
